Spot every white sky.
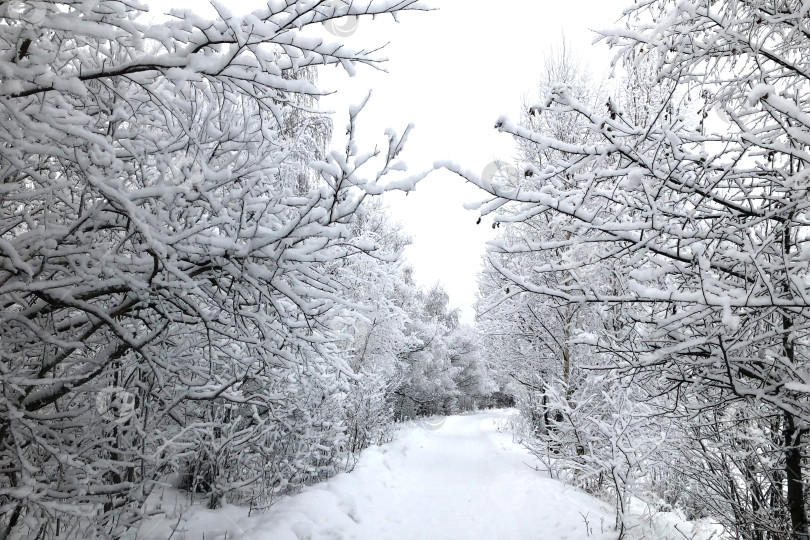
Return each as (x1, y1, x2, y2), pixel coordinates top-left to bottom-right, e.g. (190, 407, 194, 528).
(164, 0, 630, 324)
(311, 0, 629, 323)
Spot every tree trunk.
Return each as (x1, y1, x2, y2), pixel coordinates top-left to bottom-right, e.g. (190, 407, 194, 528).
(784, 411, 808, 539)
(783, 209, 807, 540)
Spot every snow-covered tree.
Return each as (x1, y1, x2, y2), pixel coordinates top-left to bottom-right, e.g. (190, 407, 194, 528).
(476, 44, 627, 502)
(457, 1, 810, 537)
(0, 1, 429, 537)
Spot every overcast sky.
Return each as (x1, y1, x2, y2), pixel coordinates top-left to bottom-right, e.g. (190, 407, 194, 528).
(308, 0, 629, 323)
(169, 0, 630, 323)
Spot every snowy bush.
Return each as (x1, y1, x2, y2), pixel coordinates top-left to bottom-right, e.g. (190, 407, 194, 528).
(0, 0, 431, 537)
(470, 1, 810, 537)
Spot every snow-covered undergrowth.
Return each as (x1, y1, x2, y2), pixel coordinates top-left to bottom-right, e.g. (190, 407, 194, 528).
(622, 498, 725, 540)
(131, 410, 721, 539)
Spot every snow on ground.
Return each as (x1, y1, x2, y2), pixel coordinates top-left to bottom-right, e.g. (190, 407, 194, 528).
(133, 410, 719, 540)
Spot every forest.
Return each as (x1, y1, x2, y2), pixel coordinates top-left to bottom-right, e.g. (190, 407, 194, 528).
(1, 0, 809, 539)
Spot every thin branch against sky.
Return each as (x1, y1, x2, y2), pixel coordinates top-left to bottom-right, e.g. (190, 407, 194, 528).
(313, 0, 629, 323)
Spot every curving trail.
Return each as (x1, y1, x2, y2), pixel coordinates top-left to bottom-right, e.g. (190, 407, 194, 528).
(243, 410, 616, 540)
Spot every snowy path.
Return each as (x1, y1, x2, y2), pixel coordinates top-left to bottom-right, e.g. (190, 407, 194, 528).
(240, 410, 616, 540)
(129, 410, 724, 540)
